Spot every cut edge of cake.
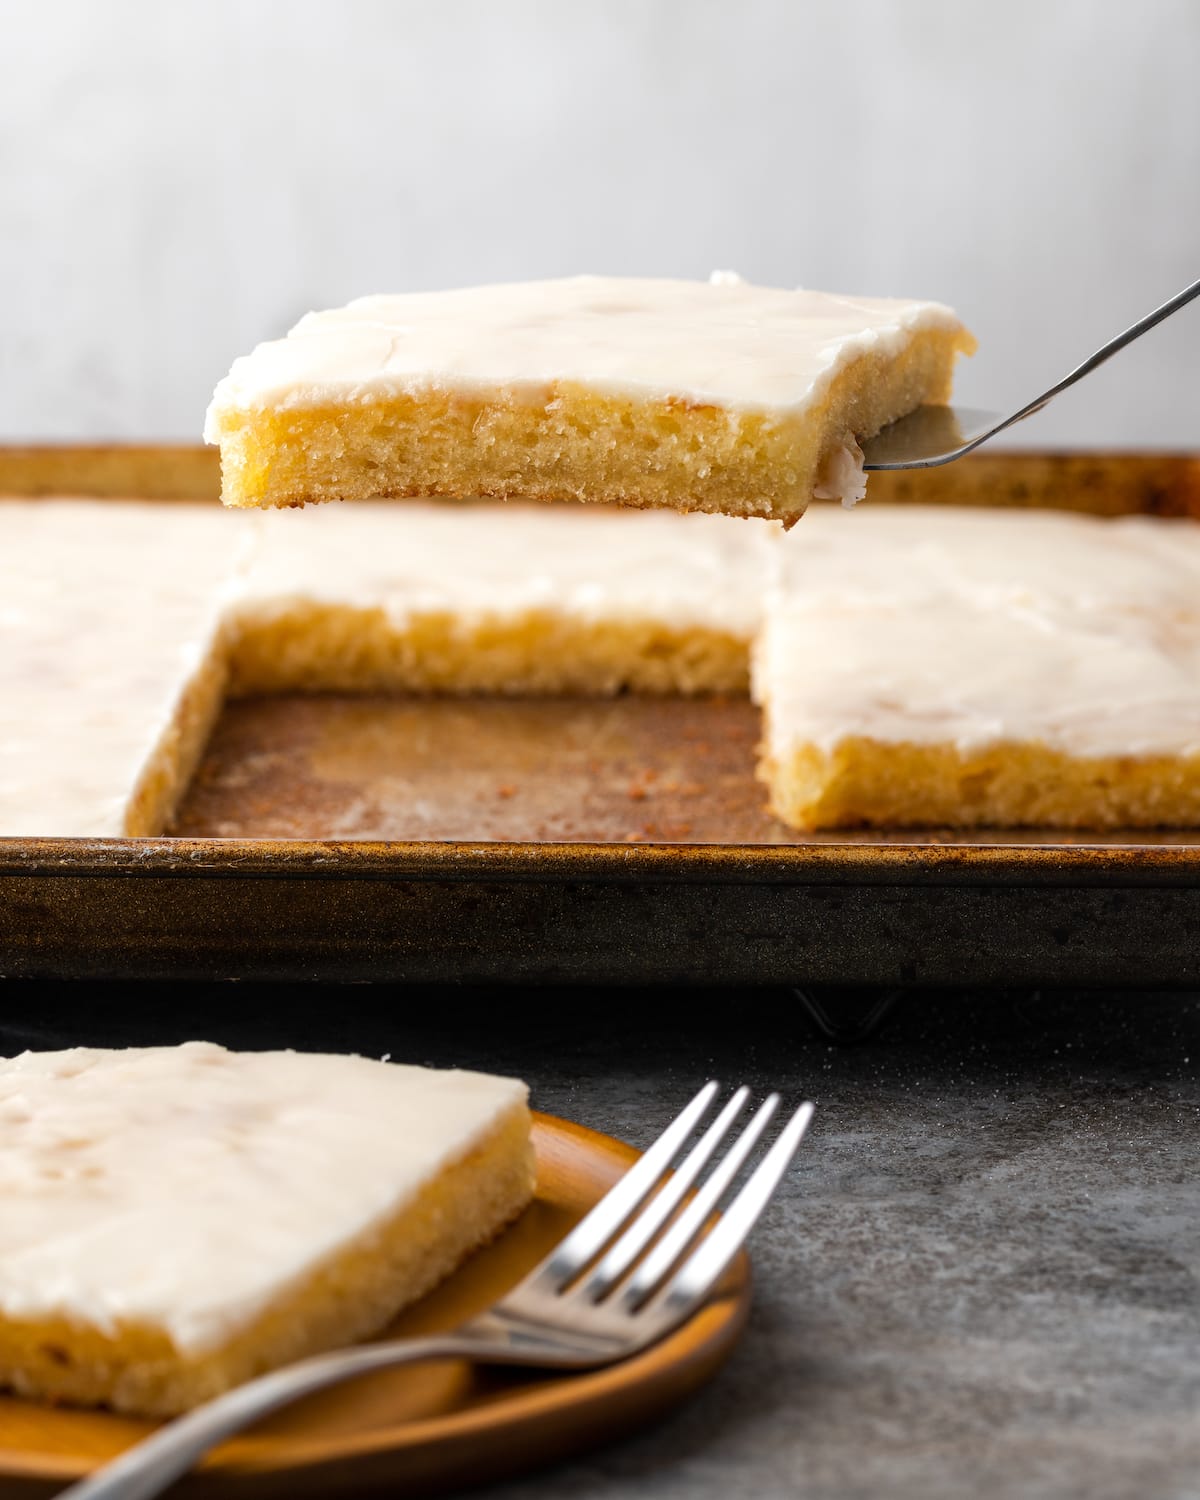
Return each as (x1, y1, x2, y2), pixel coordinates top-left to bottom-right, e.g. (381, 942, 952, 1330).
(121, 638, 233, 837)
(225, 602, 752, 699)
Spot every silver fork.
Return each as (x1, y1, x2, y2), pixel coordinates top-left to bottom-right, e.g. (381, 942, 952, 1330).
(861, 272, 1200, 470)
(61, 1082, 813, 1500)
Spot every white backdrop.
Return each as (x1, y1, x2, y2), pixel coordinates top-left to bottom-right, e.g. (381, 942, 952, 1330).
(2, 0, 1197, 445)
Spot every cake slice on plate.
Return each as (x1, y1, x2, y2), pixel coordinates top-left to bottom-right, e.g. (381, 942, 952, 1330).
(204, 274, 974, 525)
(753, 506, 1200, 829)
(0, 1043, 534, 1415)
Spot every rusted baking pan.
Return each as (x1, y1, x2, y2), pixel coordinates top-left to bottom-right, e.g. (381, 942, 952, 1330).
(2, 445, 1200, 988)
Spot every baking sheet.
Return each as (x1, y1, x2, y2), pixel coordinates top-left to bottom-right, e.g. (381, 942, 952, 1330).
(4, 446, 1200, 987)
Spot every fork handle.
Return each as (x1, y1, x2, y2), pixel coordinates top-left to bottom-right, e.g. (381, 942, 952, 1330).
(59, 1332, 513, 1500)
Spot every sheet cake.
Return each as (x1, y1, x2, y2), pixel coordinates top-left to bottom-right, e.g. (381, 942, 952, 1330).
(0, 499, 770, 836)
(0, 501, 246, 837)
(9, 498, 1200, 836)
(755, 506, 1200, 829)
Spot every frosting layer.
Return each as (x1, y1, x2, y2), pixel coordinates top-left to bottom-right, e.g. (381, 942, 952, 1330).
(205, 274, 966, 427)
(757, 505, 1200, 760)
(240, 500, 775, 640)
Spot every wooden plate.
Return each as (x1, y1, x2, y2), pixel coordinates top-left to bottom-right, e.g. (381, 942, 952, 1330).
(0, 1114, 751, 1497)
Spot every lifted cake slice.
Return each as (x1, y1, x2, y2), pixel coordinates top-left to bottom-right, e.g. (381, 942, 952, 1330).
(0, 1043, 534, 1416)
(204, 275, 974, 525)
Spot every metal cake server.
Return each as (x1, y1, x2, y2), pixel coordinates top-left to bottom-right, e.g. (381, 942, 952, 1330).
(862, 273, 1200, 470)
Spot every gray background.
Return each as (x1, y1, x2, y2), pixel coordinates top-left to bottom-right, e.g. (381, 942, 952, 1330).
(2, 0, 1197, 445)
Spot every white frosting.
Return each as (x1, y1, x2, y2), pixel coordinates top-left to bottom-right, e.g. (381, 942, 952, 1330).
(238, 500, 776, 641)
(757, 505, 1200, 759)
(204, 274, 964, 431)
(0, 502, 250, 837)
(0, 1043, 526, 1353)
(772, 504, 1200, 611)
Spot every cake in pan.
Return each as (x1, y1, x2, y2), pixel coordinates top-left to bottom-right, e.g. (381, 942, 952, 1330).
(0, 499, 771, 836)
(753, 506, 1200, 829)
(0, 1042, 533, 1416)
(204, 274, 975, 525)
(0, 501, 243, 839)
(8, 497, 1200, 836)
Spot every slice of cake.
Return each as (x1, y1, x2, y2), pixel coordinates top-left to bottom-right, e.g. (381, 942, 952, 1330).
(0, 1042, 534, 1416)
(227, 501, 775, 697)
(754, 506, 1200, 830)
(203, 274, 975, 525)
(0, 501, 250, 838)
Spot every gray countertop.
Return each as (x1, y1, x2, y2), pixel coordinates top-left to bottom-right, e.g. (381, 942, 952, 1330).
(3, 983, 1198, 1499)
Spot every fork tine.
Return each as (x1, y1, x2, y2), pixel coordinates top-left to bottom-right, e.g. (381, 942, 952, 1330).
(651, 1100, 814, 1316)
(527, 1080, 719, 1291)
(577, 1086, 751, 1302)
(615, 1090, 780, 1310)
